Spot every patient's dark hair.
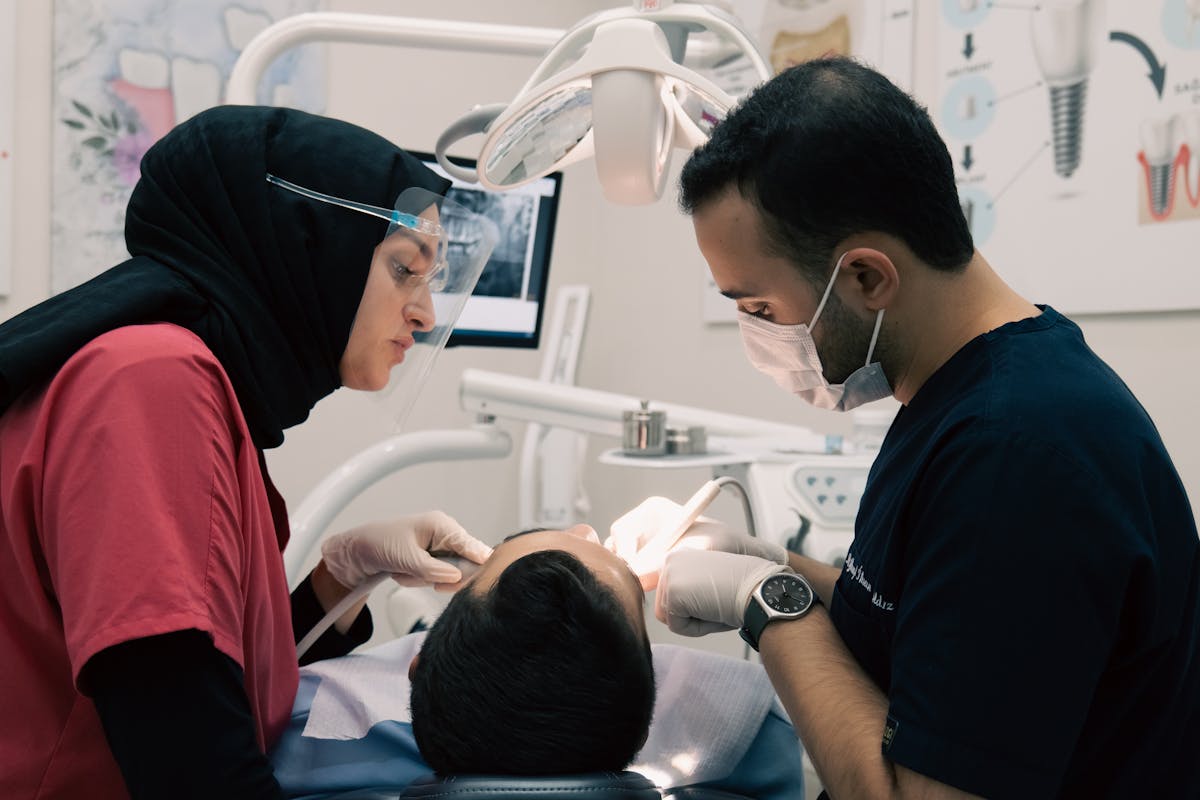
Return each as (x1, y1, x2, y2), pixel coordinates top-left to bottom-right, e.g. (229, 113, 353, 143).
(410, 548, 656, 775)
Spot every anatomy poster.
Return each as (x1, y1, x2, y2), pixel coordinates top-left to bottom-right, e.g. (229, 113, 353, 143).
(0, 0, 14, 295)
(716, 0, 916, 92)
(937, 0, 1200, 314)
(52, 0, 325, 293)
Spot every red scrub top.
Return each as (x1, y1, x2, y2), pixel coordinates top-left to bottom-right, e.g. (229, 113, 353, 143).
(0, 323, 298, 799)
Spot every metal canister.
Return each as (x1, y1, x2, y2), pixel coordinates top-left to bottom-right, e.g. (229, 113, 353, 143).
(665, 425, 708, 455)
(622, 400, 666, 456)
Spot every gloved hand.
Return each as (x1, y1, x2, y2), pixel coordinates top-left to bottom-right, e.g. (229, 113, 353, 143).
(606, 496, 787, 590)
(673, 527, 789, 564)
(320, 511, 493, 590)
(655, 549, 790, 637)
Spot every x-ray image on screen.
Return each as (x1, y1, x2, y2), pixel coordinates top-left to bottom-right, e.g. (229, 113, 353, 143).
(447, 189, 534, 300)
(414, 151, 562, 349)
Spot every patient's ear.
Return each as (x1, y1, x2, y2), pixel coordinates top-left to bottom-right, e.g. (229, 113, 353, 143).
(408, 655, 420, 680)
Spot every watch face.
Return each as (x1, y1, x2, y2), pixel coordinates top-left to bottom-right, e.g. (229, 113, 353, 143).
(761, 574, 812, 614)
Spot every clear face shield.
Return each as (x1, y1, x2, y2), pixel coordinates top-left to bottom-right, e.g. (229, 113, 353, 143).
(266, 174, 499, 430)
(384, 191, 499, 431)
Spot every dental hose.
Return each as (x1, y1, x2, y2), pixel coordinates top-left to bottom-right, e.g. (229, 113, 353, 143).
(712, 475, 756, 538)
(295, 555, 486, 662)
(296, 572, 389, 662)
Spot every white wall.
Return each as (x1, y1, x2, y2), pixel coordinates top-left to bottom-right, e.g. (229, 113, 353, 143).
(5, 0, 53, 319)
(7, 2, 1199, 657)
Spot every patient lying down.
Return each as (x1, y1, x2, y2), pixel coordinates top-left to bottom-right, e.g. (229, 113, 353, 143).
(270, 525, 806, 799)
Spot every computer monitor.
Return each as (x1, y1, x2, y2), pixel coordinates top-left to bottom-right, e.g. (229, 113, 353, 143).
(411, 151, 562, 349)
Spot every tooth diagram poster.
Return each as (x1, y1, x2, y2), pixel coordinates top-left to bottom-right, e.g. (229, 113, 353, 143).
(936, 1, 1200, 314)
(52, 0, 325, 294)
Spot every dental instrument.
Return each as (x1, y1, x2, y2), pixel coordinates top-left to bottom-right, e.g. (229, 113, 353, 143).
(619, 476, 755, 578)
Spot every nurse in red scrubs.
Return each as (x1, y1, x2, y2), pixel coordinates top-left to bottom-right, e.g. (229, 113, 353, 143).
(0, 105, 495, 799)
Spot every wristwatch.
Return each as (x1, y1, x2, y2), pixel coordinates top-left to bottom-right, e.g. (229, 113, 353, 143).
(739, 571, 819, 652)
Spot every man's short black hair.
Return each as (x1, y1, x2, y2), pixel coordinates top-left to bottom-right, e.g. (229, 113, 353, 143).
(410, 548, 656, 775)
(679, 56, 974, 283)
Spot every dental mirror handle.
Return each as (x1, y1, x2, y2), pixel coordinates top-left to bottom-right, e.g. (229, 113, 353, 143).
(666, 478, 723, 549)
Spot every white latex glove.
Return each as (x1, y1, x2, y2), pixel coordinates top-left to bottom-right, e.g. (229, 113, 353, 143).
(655, 549, 790, 637)
(320, 511, 493, 590)
(607, 496, 787, 590)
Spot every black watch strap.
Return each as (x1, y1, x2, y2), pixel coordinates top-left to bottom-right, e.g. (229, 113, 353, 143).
(740, 596, 773, 652)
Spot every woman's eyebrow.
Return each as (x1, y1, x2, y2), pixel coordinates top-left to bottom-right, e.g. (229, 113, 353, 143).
(387, 226, 434, 260)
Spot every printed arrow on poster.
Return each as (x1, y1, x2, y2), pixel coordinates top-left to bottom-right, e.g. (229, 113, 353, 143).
(962, 145, 974, 171)
(963, 33, 975, 59)
(1109, 31, 1166, 99)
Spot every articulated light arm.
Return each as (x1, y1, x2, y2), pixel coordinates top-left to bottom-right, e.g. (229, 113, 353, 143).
(227, 12, 566, 105)
(226, 7, 752, 106)
(226, 5, 769, 204)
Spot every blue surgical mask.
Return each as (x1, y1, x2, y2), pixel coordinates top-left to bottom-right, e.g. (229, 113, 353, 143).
(737, 252, 891, 412)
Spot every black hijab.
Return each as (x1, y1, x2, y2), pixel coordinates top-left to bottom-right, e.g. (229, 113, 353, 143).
(0, 106, 449, 448)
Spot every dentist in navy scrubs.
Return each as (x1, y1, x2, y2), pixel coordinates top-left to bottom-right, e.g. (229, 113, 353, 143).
(647, 57, 1200, 800)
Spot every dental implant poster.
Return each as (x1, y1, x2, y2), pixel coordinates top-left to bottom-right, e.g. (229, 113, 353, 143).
(938, 0, 1200, 314)
(51, 0, 324, 295)
(0, 0, 14, 294)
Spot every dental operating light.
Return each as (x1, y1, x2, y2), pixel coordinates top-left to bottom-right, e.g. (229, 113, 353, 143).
(434, 1, 772, 205)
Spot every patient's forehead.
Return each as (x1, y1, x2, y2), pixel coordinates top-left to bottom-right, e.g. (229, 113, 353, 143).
(473, 526, 646, 629)
(502, 524, 597, 543)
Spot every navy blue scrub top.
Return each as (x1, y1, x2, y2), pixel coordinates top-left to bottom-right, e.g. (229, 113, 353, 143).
(829, 306, 1200, 799)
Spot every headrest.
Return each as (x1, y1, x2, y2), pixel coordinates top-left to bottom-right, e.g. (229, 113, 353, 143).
(398, 772, 662, 800)
(663, 789, 755, 800)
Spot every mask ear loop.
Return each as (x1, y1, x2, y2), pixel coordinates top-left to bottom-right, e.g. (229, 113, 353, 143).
(809, 251, 851, 329)
(811, 251, 887, 367)
(864, 308, 885, 367)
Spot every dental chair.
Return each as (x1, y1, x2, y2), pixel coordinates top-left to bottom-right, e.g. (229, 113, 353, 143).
(322, 772, 755, 799)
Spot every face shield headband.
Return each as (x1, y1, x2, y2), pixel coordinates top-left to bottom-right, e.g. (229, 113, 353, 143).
(266, 174, 453, 290)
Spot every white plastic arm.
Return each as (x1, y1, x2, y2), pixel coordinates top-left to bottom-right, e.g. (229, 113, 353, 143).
(284, 424, 513, 589)
(225, 8, 762, 106)
(461, 368, 815, 439)
(227, 12, 565, 104)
